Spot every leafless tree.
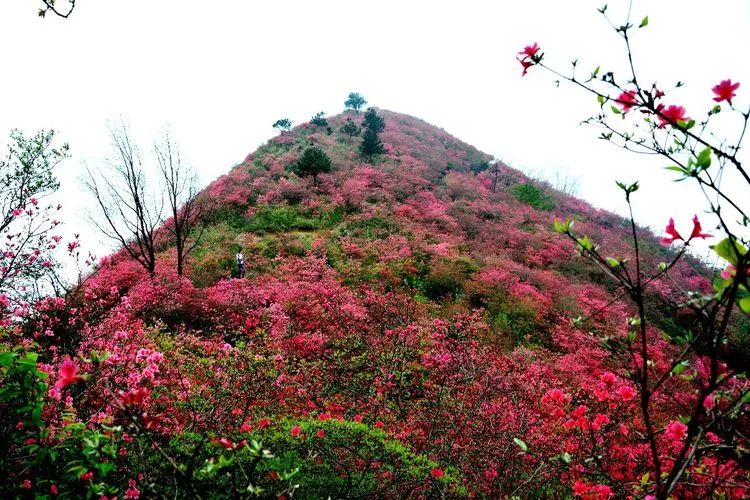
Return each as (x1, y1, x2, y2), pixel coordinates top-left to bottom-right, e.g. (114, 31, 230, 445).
(84, 123, 163, 276)
(552, 171, 580, 197)
(155, 133, 204, 277)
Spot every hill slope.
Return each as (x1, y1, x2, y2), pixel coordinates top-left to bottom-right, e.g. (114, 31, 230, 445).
(12, 110, 749, 498)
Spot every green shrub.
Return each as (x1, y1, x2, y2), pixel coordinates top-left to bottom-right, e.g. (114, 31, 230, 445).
(420, 257, 476, 301)
(511, 182, 555, 211)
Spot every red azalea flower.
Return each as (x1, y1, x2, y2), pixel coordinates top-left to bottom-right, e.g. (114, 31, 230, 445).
(518, 58, 534, 76)
(664, 420, 687, 441)
(119, 387, 150, 407)
(55, 357, 83, 390)
(290, 425, 302, 437)
(430, 468, 445, 479)
(315, 429, 326, 438)
(517, 43, 541, 77)
(661, 218, 684, 245)
(352, 414, 363, 422)
(217, 437, 236, 449)
(688, 215, 713, 240)
(657, 104, 689, 128)
(615, 89, 638, 112)
(517, 42, 540, 58)
(80, 471, 94, 481)
(712, 79, 740, 105)
(257, 418, 271, 428)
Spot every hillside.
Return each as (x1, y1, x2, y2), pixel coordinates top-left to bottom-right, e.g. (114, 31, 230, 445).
(4, 110, 749, 498)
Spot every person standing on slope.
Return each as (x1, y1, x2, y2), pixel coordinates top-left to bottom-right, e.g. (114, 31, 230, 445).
(236, 248, 246, 278)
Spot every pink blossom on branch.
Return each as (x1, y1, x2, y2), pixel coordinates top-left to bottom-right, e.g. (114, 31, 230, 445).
(517, 43, 542, 77)
(661, 216, 712, 245)
(712, 79, 740, 105)
(656, 104, 689, 128)
(615, 89, 638, 112)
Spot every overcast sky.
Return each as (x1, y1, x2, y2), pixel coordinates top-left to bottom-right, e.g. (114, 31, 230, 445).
(1, 0, 748, 257)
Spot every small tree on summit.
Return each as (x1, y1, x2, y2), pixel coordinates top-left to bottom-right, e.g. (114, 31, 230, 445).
(344, 92, 367, 113)
(359, 108, 385, 162)
(293, 146, 331, 187)
(272, 118, 293, 133)
(310, 112, 328, 127)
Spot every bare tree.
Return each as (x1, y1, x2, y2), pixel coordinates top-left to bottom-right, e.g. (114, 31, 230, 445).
(551, 171, 580, 197)
(155, 133, 204, 277)
(84, 123, 163, 276)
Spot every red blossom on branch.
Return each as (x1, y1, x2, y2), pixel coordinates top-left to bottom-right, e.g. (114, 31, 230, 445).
(661, 218, 683, 245)
(712, 79, 740, 105)
(615, 89, 638, 112)
(517, 43, 542, 77)
(656, 104, 689, 128)
(54, 357, 84, 390)
(688, 215, 713, 240)
(661, 216, 711, 245)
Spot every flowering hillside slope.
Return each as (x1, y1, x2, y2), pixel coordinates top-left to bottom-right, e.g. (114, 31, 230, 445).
(3, 110, 749, 498)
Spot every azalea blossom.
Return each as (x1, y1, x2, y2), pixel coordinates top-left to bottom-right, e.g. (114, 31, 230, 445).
(430, 468, 445, 479)
(217, 437, 237, 449)
(615, 89, 638, 112)
(661, 216, 712, 245)
(688, 215, 713, 240)
(518, 42, 540, 58)
(54, 357, 84, 390)
(657, 104, 689, 128)
(712, 79, 740, 105)
(517, 43, 542, 76)
(257, 417, 271, 428)
(664, 420, 688, 441)
(661, 218, 683, 245)
(290, 425, 302, 437)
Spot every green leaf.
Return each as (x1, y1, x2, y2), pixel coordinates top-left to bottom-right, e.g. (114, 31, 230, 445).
(711, 238, 748, 265)
(597, 94, 606, 104)
(0, 352, 15, 367)
(610, 105, 622, 115)
(641, 472, 650, 486)
(665, 165, 687, 175)
(696, 148, 712, 169)
(606, 257, 620, 268)
(513, 438, 528, 452)
(672, 360, 689, 375)
(639, 16, 649, 28)
(576, 235, 594, 252)
(739, 296, 750, 314)
(553, 218, 572, 233)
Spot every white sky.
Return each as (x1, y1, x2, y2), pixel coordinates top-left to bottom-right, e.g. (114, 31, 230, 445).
(1, 0, 748, 258)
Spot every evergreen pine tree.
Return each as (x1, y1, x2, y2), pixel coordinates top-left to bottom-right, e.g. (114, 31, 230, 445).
(293, 146, 332, 186)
